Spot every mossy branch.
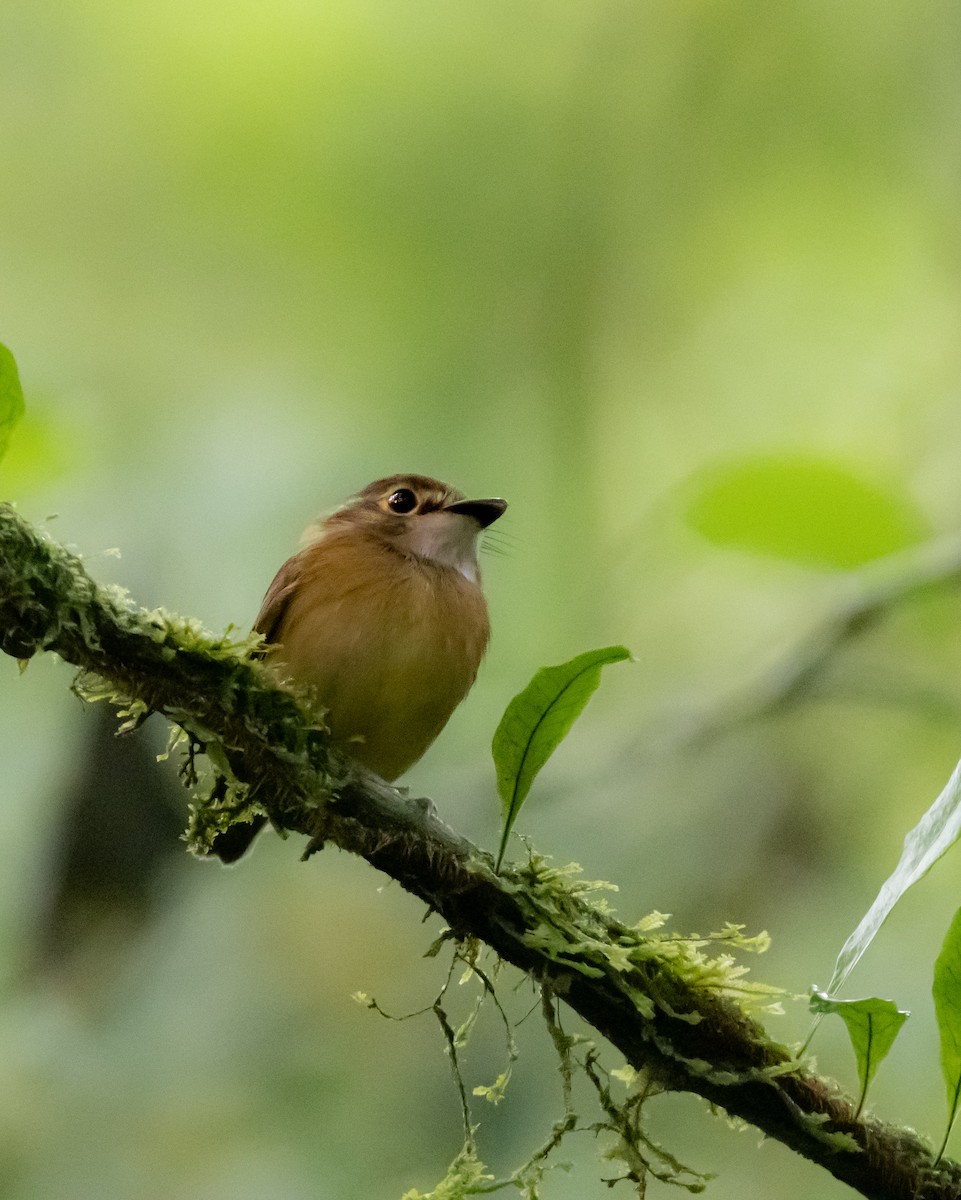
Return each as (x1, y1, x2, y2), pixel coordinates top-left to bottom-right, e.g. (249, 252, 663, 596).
(1, 500, 959, 1200)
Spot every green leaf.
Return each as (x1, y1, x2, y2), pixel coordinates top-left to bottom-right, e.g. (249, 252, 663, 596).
(809, 989, 908, 1117)
(827, 754, 961, 996)
(0, 404, 78, 492)
(933, 907, 961, 1162)
(686, 454, 926, 569)
(0, 343, 26, 467)
(492, 646, 631, 871)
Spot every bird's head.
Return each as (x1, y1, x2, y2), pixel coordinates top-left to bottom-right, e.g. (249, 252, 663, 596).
(322, 474, 507, 582)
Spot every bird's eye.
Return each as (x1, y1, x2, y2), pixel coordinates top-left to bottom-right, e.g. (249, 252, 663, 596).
(387, 488, 418, 514)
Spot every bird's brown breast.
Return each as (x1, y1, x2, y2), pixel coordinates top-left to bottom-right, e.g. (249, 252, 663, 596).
(259, 530, 490, 780)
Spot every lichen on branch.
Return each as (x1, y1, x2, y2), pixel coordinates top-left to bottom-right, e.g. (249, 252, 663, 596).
(1, 501, 959, 1200)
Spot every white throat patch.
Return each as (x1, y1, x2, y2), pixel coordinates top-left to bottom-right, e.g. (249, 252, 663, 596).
(402, 511, 481, 582)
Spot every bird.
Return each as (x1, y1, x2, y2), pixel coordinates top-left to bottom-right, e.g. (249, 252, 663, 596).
(208, 473, 507, 862)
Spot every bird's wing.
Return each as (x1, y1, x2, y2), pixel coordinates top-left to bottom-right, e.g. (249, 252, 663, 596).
(253, 551, 305, 643)
(207, 551, 306, 863)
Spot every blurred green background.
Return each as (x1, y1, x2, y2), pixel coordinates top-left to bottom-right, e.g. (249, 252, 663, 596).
(4, 1, 961, 1195)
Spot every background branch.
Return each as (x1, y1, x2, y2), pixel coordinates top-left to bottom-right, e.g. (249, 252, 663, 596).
(1, 501, 958, 1200)
(683, 532, 961, 746)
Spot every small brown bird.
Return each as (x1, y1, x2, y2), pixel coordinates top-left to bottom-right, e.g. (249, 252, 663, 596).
(210, 474, 507, 862)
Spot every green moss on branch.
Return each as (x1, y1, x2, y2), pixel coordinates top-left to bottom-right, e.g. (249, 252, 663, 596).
(1, 502, 959, 1199)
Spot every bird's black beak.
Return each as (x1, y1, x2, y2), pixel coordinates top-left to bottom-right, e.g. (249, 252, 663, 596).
(445, 497, 508, 528)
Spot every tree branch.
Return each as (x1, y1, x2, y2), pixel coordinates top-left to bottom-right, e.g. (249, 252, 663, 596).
(1, 501, 958, 1199)
(683, 531, 961, 746)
